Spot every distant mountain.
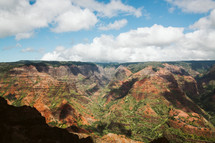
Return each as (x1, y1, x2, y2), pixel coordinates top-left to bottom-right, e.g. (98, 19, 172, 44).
(0, 60, 215, 143)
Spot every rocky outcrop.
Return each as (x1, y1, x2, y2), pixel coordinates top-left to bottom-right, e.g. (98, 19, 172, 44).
(1, 61, 215, 143)
(163, 63, 189, 76)
(169, 109, 215, 137)
(0, 65, 94, 126)
(98, 133, 143, 143)
(115, 66, 132, 81)
(106, 78, 138, 102)
(0, 96, 93, 143)
(104, 64, 215, 141)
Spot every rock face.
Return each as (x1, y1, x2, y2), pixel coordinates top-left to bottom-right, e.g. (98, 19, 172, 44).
(115, 66, 132, 81)
(197, 65, 215, 126)
(98, 133, 144, 143)
(0, 64, 100, 126)
(0, 61, 215, 143)
(0, 96, 93, 143)
(102, 63, 215, 142)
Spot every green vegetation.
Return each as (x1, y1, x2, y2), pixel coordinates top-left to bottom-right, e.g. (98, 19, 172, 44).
(87, 92, 171, 142)
(165, 127, 215, 143)
(198, 81, 215, 125)
(96, 60, 215, 73)
(18, 60, 96, 67)
(0, 60, 97, 76)
(126, 62, 164, 73)
(48, 120, 68, 128)
(96, 62, 121, 68)
(1, 60, 215, 142)
(12, 92, 27, 106)
(170, 61, 215, 75)
(86, 84, 215, 142)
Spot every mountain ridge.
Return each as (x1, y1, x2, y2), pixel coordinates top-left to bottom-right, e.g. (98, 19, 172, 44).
(0, 60, 215, 142)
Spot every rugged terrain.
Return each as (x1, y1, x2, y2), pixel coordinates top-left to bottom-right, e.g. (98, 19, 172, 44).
(0, 60, 215, 143)
(0, 96, 93, 143)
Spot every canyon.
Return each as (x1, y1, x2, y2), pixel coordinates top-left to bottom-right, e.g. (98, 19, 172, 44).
(0, 60, 215, 143)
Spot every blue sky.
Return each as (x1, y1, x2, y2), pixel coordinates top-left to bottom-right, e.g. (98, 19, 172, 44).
(0, 0, 215, 62)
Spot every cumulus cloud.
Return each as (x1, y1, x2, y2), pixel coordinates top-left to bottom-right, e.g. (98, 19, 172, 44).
(41, 25, 184, 62)
(70, 0, 142, 18)
(165, 0, 215, 13)
(42, 13, 215, 62)
(99, 19, 127, 31)
(116, 24, 184, 47)
(0, 0, 85, 38)
(52, 8, 97, 32)
(0, 0, 141, 39)
(191, 9, 215, 29)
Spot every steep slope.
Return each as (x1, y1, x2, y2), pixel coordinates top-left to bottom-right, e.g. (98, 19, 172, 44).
(0, 65, 92, 126)
(0, 61, 215, 143)
(0, 61, 115, 129)
(0, 96, 93, 143)
(91, 64, 215, 142)
(197, 65, 215, 125)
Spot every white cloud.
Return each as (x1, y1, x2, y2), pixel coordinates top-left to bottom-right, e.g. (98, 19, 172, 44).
(116, 24, 184, 47)
(191, 9, 215, 29)
(21, 47, 35, 52)
(70, 0, 142, 18)
(42, 14, 215, 62)
(165, 0, 215, 13)
(52, 8, 97, 33)
(0, 0, 19, 10)
(41, 25, 185, 62)
(0, 0, 142, 39)
(15, 32, 34, 40)
(0, 0, 82, 38)
(99, 19, 127, 31)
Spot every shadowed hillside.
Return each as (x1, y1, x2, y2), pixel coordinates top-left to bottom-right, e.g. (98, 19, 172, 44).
(0, 96, 93, 143)
(0, 60, 215, 143)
